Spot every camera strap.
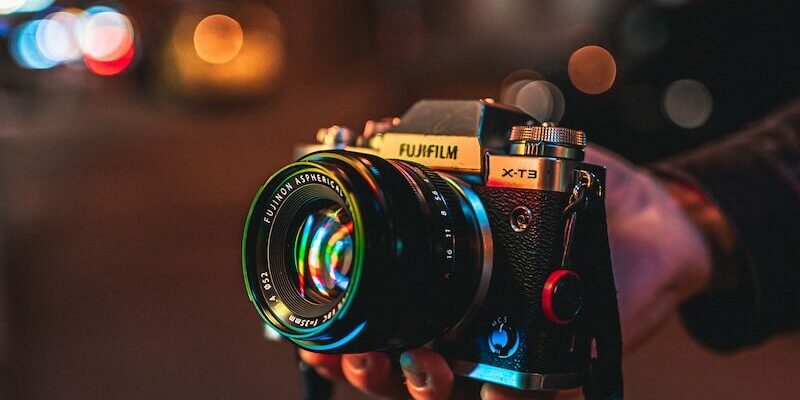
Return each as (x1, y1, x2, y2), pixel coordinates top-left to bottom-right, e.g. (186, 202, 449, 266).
(563, 169, 624, 400)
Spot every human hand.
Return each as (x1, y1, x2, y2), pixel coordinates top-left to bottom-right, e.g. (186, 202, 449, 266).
(300, 145, 714, 399)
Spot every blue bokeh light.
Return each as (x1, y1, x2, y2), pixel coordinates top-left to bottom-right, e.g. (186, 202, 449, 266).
(82, 5, 118, 16)
(10, 19, 59, 69)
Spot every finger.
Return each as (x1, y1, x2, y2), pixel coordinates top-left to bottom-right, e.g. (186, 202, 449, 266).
(481, 384, 557, 400)
(399, 348, 454, 400)
(342, 352, 405, 399)
(298, 350, 345, 381)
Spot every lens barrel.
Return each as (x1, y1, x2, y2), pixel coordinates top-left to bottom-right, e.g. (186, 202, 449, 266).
(243, 150, 489, 353)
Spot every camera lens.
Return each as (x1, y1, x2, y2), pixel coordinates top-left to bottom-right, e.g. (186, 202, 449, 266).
(291, 202, 353, 303)
(243, 150, 492, 353)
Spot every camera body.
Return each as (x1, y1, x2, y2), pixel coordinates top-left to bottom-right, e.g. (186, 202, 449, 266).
(246, 99, 622, 397)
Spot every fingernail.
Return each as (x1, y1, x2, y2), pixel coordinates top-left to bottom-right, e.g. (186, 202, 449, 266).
(345, 354, 369, 371)
(399, 352, 429, 389)
(404, 370, 429, 389)
(481, 384, 554, 400)
(480, 385, 492, 400)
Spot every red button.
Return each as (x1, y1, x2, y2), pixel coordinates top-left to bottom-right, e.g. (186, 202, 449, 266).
(542, 269, 582, 325)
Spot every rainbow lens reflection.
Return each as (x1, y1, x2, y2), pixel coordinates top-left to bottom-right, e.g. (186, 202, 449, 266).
(293, 205, 354, 303)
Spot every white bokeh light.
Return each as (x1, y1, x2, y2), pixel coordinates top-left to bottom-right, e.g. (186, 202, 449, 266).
(36, 11, 81, 63)
(500, 79, 533, 105)
(77, 7, 134, 61)
(0, 0, 26, 15)
(662, 79, 713, 129)
(514, 80, 565, 123)
(17, 0, 55, 13)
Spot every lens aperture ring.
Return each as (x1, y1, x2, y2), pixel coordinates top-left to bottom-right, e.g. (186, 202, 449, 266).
(393, 161, 462, 278)
(419, 168, 461, 278)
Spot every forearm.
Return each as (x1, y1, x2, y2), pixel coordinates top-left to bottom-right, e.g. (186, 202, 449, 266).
(651, 99, 800, 350)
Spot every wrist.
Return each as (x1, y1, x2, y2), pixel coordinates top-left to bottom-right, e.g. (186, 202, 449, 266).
(661, 178, 735, 298)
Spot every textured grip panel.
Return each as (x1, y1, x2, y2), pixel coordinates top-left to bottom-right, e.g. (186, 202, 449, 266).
(479, 187, 575, 373)
(436, 186, 578, 374)
(477, 187, 566, 307)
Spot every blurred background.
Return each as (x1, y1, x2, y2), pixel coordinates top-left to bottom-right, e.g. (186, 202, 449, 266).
(0, 0, 798, 399)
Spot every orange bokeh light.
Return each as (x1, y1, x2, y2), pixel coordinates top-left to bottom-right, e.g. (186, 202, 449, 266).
(568, 45, 617, 95)
(167, 5, 284, 98)
(193, 14, 244, 65)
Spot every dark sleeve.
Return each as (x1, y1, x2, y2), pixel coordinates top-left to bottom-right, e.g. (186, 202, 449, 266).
(651, 99, 800, 351)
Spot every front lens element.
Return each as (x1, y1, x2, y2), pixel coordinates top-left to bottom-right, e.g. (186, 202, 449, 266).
(293, 204, 353, 303)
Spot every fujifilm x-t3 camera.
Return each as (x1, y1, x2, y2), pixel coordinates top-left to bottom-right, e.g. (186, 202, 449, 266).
(242, 100, 623, 399)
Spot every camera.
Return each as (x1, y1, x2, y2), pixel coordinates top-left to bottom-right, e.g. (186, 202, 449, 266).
(242, 100, 623, 398)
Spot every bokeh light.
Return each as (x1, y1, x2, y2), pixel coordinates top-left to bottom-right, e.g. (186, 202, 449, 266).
(85, 41, 134, 75)
(193, 14, 244, 64)
(78, 5, 116, 18)
(662, 79, 713, 129)
(515, 80, 565, 123)
(72, 6, 136, 76)
(78, 7, 134, 62)
(568, 45, 617, 94)
(499, 69, 544, 104)
(8, 5, 136, 75)
(17, 0, 55, 13)
(501, 79, 534, 105)
(0, 0, 25, 15)
(10, 19, 58, 69)
(166, 4, 284, 99)
(36, 10, 81, 63)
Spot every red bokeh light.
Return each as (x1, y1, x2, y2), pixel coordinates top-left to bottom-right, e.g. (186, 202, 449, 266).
(84, 43, 134, 76)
